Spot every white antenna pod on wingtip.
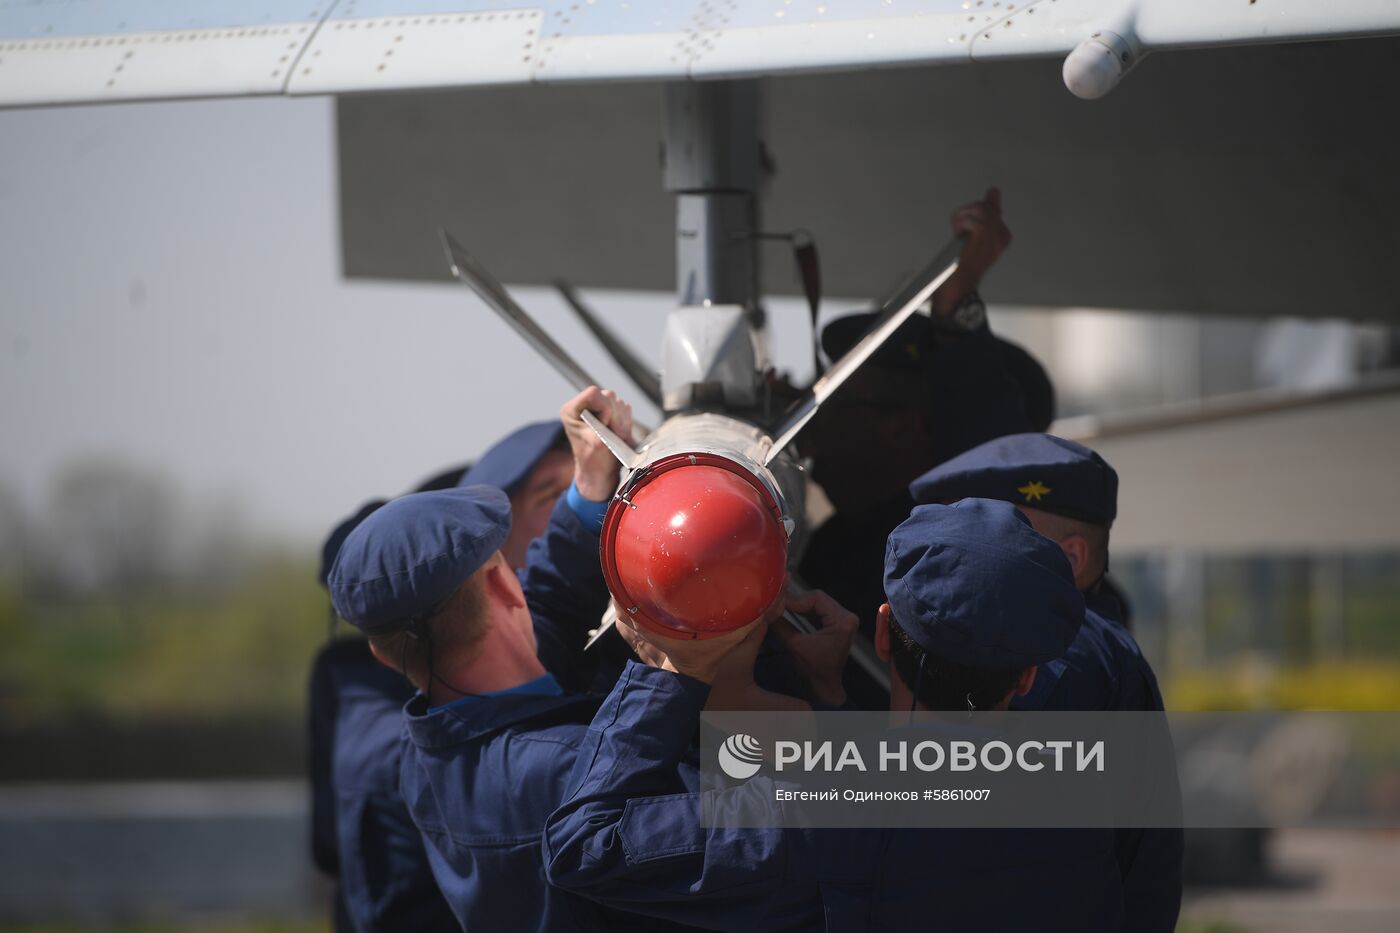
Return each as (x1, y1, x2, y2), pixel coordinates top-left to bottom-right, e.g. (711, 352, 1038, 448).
(1064, 30, 1143, 100)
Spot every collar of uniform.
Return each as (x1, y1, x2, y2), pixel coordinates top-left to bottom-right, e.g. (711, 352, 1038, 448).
(404, 686, 599, 749)
(1007, 654, 1069, 711)
(1011, 602, 1126, 711)
(1084, 586, 1126, 626)
(425, 672, 563, 714)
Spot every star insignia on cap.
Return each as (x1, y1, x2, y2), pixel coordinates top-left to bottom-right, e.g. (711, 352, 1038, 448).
(1017, 481, 1051, 503)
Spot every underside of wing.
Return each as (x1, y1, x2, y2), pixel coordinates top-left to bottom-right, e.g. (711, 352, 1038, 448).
(971, 0, 1400, 61)
(4, 1, 1398, 109)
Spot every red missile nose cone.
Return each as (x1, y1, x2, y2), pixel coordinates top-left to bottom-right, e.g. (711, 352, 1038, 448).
(602, 457, 788, 639)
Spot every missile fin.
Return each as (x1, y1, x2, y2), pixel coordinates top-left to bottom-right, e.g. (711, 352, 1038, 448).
(554, 279, 663, 409)
(763, 236, 964, 467)
(439, 229, 600, 393)
(584, 604, 620, 651)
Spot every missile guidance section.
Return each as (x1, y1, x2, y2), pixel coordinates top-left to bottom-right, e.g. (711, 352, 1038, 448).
(598, 414, 802, 639)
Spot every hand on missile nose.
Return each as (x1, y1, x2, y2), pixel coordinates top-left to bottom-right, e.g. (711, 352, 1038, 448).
(561, 386, 633, 501)
(704, 590, 795, 710)
(617, 611, 770, 686)
(773, 588, 859, 707)
(612, 602, 669, 668)
(931, 186, 1012, 315)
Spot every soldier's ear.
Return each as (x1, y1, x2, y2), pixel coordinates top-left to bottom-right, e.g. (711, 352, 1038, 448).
(482, 557, 527, 611)
(367, 638, 400, 674)
(875, 604, 893, 663)
(1059, 534, 1090, 583)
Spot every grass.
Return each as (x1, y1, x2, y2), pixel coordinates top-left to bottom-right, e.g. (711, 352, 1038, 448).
(1168, 660, 1400, 710)
(0, 559, 330, 725)
(4, 559, 1400, 724)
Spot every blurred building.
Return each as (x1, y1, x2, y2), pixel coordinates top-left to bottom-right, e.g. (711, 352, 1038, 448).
(991, 306, 1400, 702)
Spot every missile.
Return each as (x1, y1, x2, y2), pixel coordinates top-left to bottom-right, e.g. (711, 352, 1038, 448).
(441, 229, 799, 640)
(439, 227, 959, 650)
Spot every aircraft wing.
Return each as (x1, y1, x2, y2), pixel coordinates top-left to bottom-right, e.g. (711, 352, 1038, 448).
(970, 0, 1400, 60)
(3, 1, 1399, 108)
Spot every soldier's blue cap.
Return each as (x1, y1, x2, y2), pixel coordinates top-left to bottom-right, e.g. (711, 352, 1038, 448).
(884, 498, 1084, 669)
(822, 312, 928, 373)
(459, 421, 566, 497)
(413, 463, 471, 493)
(318, 499, 388, 590)
(909, 433, 1118, 527)
(328, 486, 511, 635)
(822, 314, 1055, 429)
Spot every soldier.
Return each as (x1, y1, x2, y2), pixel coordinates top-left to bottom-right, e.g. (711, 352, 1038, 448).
(544, 499, 1125, 932)
(326, 389, 654, 930)
(909, 432, 1183, 931)
(306, 500, 455, 933)
(996, 335, 1057, 433)
(305, 419, 577, 931)
(457, 420, 572, 569)
(329, 385, 855, 930)
(910, 433, 1152, 708)
(798, 189, 1037, 708)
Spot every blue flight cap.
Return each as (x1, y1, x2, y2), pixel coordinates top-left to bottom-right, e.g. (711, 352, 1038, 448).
(822, 313, 1052, 425)
(459, 421, 566, 497)
(821, 312, 928, 373)
(909, 433, 1118, 527)
(884, 498, 1084, 669)
(413, 462, 472, 493)
(328, 486, 512, 635)
(318, 499, 388, 590)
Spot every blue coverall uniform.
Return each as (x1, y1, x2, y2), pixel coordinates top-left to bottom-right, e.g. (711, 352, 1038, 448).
(800, 323, 1033, 709)
(544, 661, 1126, 932)
(398, 498, 704, 932)
(1012, 590, 1184, 933)
(308, 638, 457, 932)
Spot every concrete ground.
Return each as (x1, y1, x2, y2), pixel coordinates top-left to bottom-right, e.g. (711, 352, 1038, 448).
(1181, 829, 1400, 932)
(1, 783, 1396, 930)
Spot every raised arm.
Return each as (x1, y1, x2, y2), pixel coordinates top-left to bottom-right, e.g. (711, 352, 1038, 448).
(924, 188, 1034, 462)
(519, 386, 633, 687)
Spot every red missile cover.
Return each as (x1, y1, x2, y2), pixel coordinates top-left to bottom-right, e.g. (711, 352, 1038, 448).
(600, 453, 788, 639)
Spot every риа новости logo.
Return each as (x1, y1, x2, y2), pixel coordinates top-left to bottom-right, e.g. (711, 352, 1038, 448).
(718, 733, 764, 780)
